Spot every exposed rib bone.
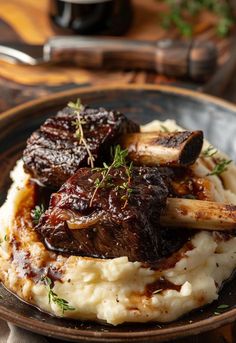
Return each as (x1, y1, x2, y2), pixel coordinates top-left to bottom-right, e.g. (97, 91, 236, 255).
(121, 130, 203, 167)
(161, 198, 236, 231)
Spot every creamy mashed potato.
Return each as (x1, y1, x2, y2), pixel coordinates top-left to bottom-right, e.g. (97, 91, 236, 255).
(1, 120, 236, 325)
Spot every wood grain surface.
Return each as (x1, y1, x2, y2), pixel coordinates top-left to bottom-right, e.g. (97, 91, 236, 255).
(0, 1, 236, 342)
(0, 0, 235, 111)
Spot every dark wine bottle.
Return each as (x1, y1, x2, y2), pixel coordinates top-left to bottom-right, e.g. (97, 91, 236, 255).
(49, 0, 133, 36)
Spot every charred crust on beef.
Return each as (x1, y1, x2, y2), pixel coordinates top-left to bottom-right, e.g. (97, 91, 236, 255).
(23, 106, 139, 189)
(153, 131, 193, 148)
(35, 166, 179, 262)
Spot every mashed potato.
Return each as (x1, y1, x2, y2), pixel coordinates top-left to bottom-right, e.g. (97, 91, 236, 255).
(0, 120, 236, 325)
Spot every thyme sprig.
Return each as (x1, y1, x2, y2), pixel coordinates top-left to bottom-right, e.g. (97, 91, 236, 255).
(69, 99, 95, 168)
(42, 276, 75, 314)
(31, 204, 44, 224)
(90, 145, 133, 208)
(202, 145, 218, 158)
(115, 162, 133, 209)
(159, 0, 235, 37)
(201, 145, 232, 176)
(208, 158, 232, 176)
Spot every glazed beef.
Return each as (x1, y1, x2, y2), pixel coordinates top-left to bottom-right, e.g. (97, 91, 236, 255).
(36, 166, 173, 262)
(23, 106, 139, 189)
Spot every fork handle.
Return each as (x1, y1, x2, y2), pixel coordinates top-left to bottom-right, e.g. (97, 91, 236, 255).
(44, 36, 217, 81)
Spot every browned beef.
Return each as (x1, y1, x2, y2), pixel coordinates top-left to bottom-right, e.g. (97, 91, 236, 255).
(35, 165, 194, 262)
(36, 166, 173, 262)
(23, 106, 139, 189)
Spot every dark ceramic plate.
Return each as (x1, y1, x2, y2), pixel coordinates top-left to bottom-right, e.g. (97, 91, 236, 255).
(1, 84, 236, 343)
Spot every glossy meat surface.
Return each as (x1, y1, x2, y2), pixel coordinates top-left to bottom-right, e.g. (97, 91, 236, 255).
(36, 166, 179, 262)
(23, 106, 139, 189)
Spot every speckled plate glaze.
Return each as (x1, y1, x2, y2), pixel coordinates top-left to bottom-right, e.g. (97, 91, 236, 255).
(1, 84, 236, 343)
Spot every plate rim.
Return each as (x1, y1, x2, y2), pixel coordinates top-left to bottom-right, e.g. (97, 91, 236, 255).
(1, 83, 236, 342)
(1, 83, 236, 122)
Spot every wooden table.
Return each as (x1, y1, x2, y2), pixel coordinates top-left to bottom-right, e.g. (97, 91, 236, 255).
(1, 0, 236, 112)
(0, 1, 236, 342)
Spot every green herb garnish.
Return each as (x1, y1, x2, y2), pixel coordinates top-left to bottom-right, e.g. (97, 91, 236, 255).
(69, 98, 95, 168)
(153, 289, 163, 294)
(42, 276, 75, 314)
(207, 158, 232, 176)
(217, 304, 229, 310)
(160, 125, 170, 133)
(90, 145, 133, 208)
(158, 0, 235, 37)
(184, 194, 197, 200)
(115, 161, 133, 209)
(214, 304, 229, 315)
(31, 204, 45, 224)
(202, 145, 218, 158)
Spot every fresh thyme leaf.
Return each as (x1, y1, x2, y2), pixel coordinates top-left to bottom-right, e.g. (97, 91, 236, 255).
(214, 304, 229, 315)
(117, 162, 133, 209)
(69, 98, 95, 168)
(68, 98, 83, 111)
(90, 145, 133, 208)
(158, 0, 235, 37)
(207, 159, 232, 176)
(31, 204, 44, 224)
(0, 235, 6, 245)
(217, 16, 234, 37)
(42, 276, 75, 314)
(42, 276, 52, 288)
(153, 289, 163, 294)
(217, 305, 228, 309)
(160, 125, 170, 133)
(202, 145, 218, 158)
(94, 178, 101, 188)
(184, 194, 196, 200)
(111, 145, 129, 168)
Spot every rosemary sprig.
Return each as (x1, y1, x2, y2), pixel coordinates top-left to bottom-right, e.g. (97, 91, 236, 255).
(31, 204, 44, 224)
(207, 158, 232, 176)
(69, 99, 95, 168)
(90, 145, 133, 208)
(42, 276, 75, 314)
(202, 145, 218, 158)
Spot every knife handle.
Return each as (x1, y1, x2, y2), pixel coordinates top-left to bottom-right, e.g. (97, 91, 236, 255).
(44, 36, 217, 81)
